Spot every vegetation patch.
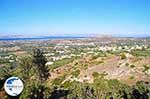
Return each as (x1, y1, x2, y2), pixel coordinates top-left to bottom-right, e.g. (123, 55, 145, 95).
(52, 76, 66, 85)
(120, 53, 126, 59)
(143, 65, 150, 74)
(49, 57, 77, 70)
(131, 50, 150, 57)
(92, 72, 99, 78)
(130, 64, 135, 68)
(125, 63, 129, 66)
(71, 70, 80, 77)
(129, 76, 135, 80)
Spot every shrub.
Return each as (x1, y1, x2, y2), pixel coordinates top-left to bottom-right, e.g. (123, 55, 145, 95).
(131, 50, 150, 57)
(92, 55, 98, 60)
(71, 70, 80, 77)
(130, 64, 135, 68)
(120, 53, 126, 59)
(143, 65, 150, 74)
(52, 76, 65, 85)
(125, 63, 129, 66)
(143, 65, 150, 72)
(92, 72, 99, 78)
(129, 76, 134, 80)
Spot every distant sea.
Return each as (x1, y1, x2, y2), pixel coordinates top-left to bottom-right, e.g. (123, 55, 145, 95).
(0, 36, 86, 41)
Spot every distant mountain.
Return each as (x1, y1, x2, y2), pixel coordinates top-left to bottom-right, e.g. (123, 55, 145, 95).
(0, 34, 87, 41)
(0, 35, 36, 38)
(0, 34, 150, 39)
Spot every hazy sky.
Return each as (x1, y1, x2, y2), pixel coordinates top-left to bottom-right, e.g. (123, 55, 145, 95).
(0, 0, 149, 37)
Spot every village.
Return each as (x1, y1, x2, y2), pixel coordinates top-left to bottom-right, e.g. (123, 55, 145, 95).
(0, 37, 149, 69)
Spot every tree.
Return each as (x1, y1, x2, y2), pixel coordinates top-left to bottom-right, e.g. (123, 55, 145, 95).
(0, 66, 11, 89)
(32, 48, 49, 83)
(18, 55, 33, 80)
(29, 84, 45, 99)
(131, 81, 150, 99)
(49, 87, 69, 99)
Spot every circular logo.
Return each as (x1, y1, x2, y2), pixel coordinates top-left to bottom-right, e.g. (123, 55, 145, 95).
(4, 77, 24, 96)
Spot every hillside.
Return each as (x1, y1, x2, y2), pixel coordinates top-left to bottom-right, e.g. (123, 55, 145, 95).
(0, 38, 150, 99)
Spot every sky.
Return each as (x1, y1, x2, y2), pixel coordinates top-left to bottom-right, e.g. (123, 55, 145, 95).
(0, 0, 150, 37)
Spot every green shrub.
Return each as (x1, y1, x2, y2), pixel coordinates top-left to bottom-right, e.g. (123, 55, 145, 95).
(97, 60, 104, 64)
(130, 64, 135, 68)
(50, 57, 77, 70)
(52, 76, 65, 85)
(125, 63, 129, 66)
(129, 76, 134, 80)
(131, 50, 150, 57)
(143, 65, 150, 72)
(92, 55, 99, 60)
(71, 70, 80, 77)
(120, 53, 126, 59)
(92, 72, 99, 78)
(143, 65, 150, 74)
(99, 72, 108, 78)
